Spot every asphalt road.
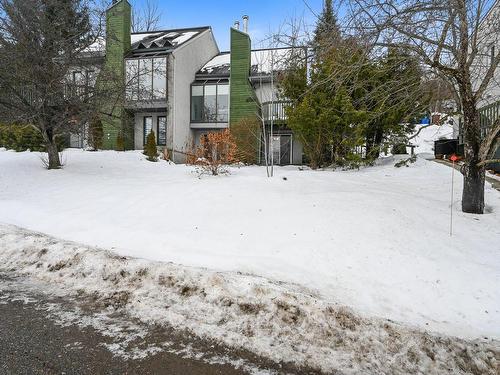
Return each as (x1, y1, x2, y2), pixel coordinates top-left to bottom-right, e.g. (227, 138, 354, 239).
(0, 297, 247, 375)
(0, 275, 316, 375)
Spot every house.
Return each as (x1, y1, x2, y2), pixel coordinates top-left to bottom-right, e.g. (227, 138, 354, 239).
(460, 0, 500, 172)
(74, 0, 304, 165)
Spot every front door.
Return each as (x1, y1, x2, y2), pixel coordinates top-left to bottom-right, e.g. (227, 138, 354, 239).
(269, 135, 292, 165)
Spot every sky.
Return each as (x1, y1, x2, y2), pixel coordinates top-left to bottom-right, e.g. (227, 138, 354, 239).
(130, 0, 325, 51)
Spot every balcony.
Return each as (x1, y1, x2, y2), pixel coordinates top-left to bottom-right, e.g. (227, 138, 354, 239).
(479, 100, 500, 136)
(262, 101, 291, 123)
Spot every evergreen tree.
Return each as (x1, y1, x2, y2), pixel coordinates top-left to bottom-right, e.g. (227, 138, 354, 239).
(361, 48, 426, 158)
(313, 0, 340, 59)
(281, 1, 424, 168)
(144, 131, 158, 162)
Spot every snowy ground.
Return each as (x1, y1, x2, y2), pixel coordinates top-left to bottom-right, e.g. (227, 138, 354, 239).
(0, 225, 498, 374)
(0, 148, 499, 372)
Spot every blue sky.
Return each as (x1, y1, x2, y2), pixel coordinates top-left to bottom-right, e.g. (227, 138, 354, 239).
(130, 0, 325, 51)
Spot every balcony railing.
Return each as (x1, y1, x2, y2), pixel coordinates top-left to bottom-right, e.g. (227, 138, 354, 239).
(479, 100, 500, 139)
(262, 101, 291, 123)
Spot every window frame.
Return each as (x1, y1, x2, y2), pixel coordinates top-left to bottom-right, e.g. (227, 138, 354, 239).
(190, 83, 229, 123)
(143, 116, 153, 145)
(125, 57, 167, 101)
(157, 116, 167, 146)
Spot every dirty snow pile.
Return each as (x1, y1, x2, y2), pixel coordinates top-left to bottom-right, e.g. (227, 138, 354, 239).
(0, 225, 498, 374)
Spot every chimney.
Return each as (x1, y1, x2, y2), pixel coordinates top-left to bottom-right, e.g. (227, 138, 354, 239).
(234, 20, 240, 30)
(242, 15, 249, 33)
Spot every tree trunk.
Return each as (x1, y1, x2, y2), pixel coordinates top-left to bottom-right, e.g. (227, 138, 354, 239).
(41, 126, 62, 169)
(461, 102, 484, 214)
(462, 161, 485, 213)
(46, 141, 61, 169)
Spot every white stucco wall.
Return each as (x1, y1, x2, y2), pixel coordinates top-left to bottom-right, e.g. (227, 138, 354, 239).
(254, 81, 279, 104)
(171, 30, 219, 162)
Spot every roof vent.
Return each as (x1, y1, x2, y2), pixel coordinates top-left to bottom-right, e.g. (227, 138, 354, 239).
(234, 20, 240, 30)
(242, 15, 249, 33)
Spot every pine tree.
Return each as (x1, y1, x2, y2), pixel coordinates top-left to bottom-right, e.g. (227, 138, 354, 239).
(313, 0, 340, 59)
(144, 131, 158, 162)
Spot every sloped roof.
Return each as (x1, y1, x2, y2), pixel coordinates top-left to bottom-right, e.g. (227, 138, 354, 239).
(82, 27, 211, 57)
(197, 52, 230, 76)
(130, 27, 210, 51)
(197, 47, 306, 78)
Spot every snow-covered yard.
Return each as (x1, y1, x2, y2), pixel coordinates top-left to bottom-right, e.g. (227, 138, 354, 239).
(0, 148, 499, 372)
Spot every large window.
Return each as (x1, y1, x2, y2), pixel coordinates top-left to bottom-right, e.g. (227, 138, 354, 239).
(190, 84, 229, 123)
(157, 116, 166, 146)
(126, 57, 167, 101)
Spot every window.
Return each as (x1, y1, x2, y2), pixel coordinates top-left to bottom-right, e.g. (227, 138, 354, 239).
(126, 57, 167, 101)
(491, 45, 496, 67)
(190, 83, 229, 123)
(143, 116, 153, 144)
(191, 85, 203, 121)
(126, 59, 139, 100)
(217, 84, 229, 122)
(72, 71, 84, 96)
(157, 116, 166, 146)
(152, 58, 167, 99)
(204, 85, 217, 121)
(138, 59, 153, 100)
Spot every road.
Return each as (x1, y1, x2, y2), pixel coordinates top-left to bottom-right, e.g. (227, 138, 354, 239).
(0, 274, 313, 375)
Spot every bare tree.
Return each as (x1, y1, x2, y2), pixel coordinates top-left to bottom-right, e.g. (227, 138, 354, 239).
(349, 0, 500, 214)
(131, 0, 162, 32)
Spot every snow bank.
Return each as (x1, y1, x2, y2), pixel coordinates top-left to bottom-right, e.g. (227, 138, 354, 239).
(0, 149, 499, 344)
(412, 123, 455, 158)
(0, 225, 498, 374)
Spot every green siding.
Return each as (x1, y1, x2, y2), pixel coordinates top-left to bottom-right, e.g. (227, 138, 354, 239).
(100, 0, 132, 150)
(229, 29, 258, 126)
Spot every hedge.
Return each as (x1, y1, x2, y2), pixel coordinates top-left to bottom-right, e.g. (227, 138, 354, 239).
(0, 124, 66, 152)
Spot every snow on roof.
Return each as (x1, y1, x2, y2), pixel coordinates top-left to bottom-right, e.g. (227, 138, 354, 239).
(81, 37, 106, 55)
(198, 47, 305, 77)
(130, 32, 163, 45)
(130, 28, 207, 51)
(198, 53, 231, 75)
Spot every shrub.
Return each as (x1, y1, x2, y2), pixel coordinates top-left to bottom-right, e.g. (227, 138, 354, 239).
(231, 116, 261, 164)
(0, 123, 44, 151)
(190, 129, 237, 176)
(144, 131, 158, 162)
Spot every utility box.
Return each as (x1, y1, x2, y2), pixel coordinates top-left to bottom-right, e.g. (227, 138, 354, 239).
(434, 139, 458, 158)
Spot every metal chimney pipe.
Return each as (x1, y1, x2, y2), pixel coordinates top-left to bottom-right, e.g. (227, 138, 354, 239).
(234, 20, 240, 30)
(242, 15, 249, 33)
